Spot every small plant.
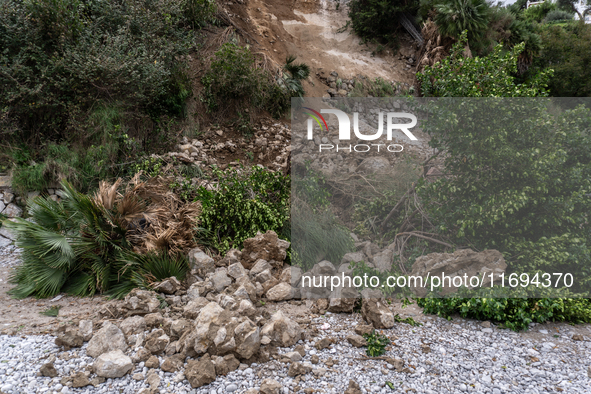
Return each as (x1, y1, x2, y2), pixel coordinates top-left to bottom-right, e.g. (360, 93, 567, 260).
(363, 330, 391, 357)
(393, 314, 422, 327)
(40, 306, 61, 317)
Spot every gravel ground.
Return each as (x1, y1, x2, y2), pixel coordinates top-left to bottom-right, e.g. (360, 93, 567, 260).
(1, 242, 590, 394)
(0, 313, 590, 394)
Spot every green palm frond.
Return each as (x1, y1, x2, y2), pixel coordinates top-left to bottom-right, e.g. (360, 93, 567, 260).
(435, 0, 489, 41)
(284, 56, 311, 81)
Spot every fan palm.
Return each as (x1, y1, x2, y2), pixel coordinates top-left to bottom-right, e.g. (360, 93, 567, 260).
(435, 0, 490, 42)
(3, 177, 197, 299)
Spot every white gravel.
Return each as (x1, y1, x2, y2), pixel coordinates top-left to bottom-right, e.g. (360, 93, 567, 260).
(0, 313, 590, 394)
(1, 241, 591, 394)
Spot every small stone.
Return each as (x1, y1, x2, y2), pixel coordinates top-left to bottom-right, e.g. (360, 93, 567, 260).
(354, 324, 373, 336)
(314, 337, 333, 350)
(260, 378, 282, 394)
(40, 362, 58, 377)
(71, 372, 91, 388)
(145, 355, 159, 369)
(346, 334, 367, 348)
(481, 321, 491, 328)
(344, 379, 362, 394)
(311, 355, 319, 364)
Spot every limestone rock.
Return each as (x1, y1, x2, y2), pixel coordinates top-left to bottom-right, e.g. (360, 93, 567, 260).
(55, 327, 83, 350)
(188, 247, 215, 276)
(410, 249, 507, 296)
(250, 259, 272, 276)
(260, 378, 282, 394)
(361, 299, 395, 329)
(261, 310, 303, 347)
(344, 379, 362, 394)
(354, 324, 374, 336)
(183, 297, 210, 319)
(213, 354, 240, 376)
(119, 316, 147, 336)
(86, 322, 128, 358)
(347, 334, 367, 347)
(145, 329, 170, 354)
(161, 355, 184, 373)
(211, 270, 232, 292)
(153, 277, 181, 295)
(287, 362, 312, 377)
(93, 350, 133, 378)
(241, 230, 290, 269)
(71, 371, 91, 388)
(265, 282, 293, 301)
(314, 337, 333, 350)
(186, 354, 216, 388)
(40, 362, 58, 377)
(227, 262, 247, 279)
(78, 320, 93, 342)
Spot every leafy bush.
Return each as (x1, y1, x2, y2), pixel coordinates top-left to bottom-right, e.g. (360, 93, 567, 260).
(348, 0, 418, 46)
(1, 0, 208, 192)
(417, 32, 552, 97)
(196, 166, 290, 254)
(363, 330, 391, 356)
(202, 44, 307, 119)
(522, 0, 556, 23)
(348, 78, 398, 97)
(544, 10, 573, 22)
(417, 99, 591, 292)
(532, 23, 591, 97)
(418, 296, 591, 331)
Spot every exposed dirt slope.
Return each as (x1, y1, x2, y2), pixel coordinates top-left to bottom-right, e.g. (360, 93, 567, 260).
(223, 0, 417, 97)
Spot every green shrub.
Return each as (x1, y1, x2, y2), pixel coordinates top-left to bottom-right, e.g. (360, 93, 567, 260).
(348, 78, 397, 97)
(195, 166, 290, 254)
(417, 31, 552, 97)
(202, 45, 306, 119)
(532, 23, 591, 97)
(522, 0, 556, 23)
(544, 10, 573, 22)
(363, 330, 391, 356)
(417, 296, 591, 331)
(11, 143, 118, 194)
(348, 0, 418, 46)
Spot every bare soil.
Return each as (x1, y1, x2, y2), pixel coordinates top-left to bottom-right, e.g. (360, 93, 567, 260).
(0, 266, 108, 336)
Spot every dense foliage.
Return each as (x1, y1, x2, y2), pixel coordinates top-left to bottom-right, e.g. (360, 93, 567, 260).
(1, 0, 213, 191)
(532, 23, 591, 97)
(202, 43, 309, 119)
(418, 296, 591, 331)
(417, 33, 551, 97)
(195, 166, 291, 254)
(434, 0, 489, 42)
(348, 0, 419, 46)
(418, 99, 591, 291)
(1, 0, 204, 141)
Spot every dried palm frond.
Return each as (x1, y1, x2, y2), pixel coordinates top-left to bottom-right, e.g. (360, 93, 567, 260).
(95, 175, 202, 255)
(94, 178, 122, 210)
